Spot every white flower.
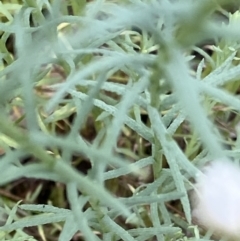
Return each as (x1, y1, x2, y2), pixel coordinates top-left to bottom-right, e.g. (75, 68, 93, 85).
(192, 159, 240, 238)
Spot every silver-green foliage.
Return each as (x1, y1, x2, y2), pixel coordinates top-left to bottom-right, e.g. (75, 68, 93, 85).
(0, 0, 240, 240)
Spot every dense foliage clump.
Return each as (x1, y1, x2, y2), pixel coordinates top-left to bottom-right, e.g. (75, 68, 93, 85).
(0, 1, 240, 240)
